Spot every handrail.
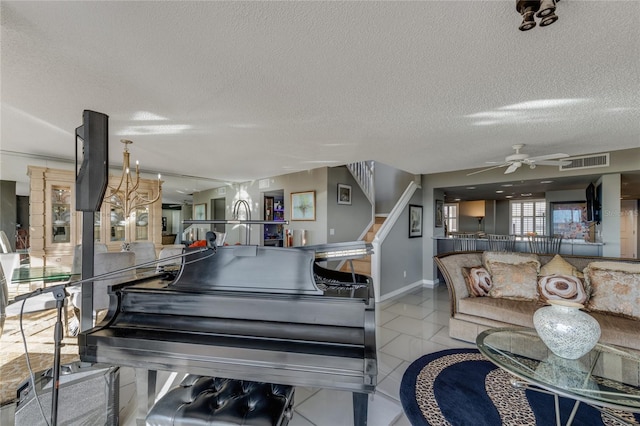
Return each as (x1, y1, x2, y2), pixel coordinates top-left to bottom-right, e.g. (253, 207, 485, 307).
(370, 180, 420, 302)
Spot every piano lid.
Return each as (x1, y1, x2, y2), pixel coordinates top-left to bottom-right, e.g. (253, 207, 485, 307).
(171, 245, 322, 295)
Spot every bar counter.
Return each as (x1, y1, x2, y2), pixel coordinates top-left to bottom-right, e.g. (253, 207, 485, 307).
(434, 236, 604, 257)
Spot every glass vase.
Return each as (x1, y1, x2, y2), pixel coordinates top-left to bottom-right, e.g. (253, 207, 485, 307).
(533, 299, 601, 359)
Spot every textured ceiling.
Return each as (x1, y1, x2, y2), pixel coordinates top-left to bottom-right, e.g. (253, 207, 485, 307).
(1, 1, 639, 203)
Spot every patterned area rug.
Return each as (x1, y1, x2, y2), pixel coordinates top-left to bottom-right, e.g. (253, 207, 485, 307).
(400, 349, 640, 426)
(1, 308, 79, 405)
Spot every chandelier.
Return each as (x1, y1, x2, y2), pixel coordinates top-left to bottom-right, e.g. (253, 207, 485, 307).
(107, 139, 161, 219)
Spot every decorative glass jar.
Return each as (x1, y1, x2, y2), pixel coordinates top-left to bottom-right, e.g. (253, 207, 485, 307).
(533, 300, 601, 359)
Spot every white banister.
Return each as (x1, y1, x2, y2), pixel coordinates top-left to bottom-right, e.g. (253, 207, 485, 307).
(346, 161, 375, 206)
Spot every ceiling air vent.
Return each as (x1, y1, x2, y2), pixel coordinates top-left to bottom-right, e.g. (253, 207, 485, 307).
(560, 153, 610, 171)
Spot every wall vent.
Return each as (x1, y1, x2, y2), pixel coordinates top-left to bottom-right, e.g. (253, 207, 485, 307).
(560, 153, 610, 171)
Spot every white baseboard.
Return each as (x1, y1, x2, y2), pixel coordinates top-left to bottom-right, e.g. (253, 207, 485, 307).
(379, 280, 423, 302)
(422, 278, 440, 289)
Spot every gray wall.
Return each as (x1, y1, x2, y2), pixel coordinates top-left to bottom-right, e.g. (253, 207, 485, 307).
(495, 200, 510, 234)
(327, 166, 372, 243)
(601, 173, 622, 257)
(374, 162, 417, 214)
(194, 169, 330, 246)
(379, 190, 424, 297)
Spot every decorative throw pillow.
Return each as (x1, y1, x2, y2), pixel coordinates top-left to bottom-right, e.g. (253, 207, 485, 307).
(538, 274, 588, 304)
(488, 261, 539, 301)
(483, 251, 541, 275)
(540, 254, 581, 278)
(584, 262, 640, 320)
(462, 266, 492, 297)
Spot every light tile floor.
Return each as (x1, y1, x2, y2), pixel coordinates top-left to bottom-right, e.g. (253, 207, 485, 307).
(286, 284, 476, 426)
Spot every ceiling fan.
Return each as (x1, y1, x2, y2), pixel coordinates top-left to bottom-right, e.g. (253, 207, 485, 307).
(467, 144, 570, 176)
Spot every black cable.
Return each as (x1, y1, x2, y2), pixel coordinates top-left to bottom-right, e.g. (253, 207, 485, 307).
(18, 297, 51, 426)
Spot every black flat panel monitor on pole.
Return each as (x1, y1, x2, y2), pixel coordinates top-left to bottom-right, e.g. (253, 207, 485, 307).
(75, 110, 109, 334)
(76, 110, 109, 212)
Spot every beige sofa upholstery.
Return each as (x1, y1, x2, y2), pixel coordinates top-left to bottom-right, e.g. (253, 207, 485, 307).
(434, 251, 640, 351)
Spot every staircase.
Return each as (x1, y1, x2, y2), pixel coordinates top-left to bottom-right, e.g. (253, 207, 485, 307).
(341, 215, 386, 276)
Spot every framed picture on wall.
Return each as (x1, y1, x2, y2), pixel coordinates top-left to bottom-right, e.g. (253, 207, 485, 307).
(435, 200, 444, 228)
(409, 204, 423, 238)
(337, 183, 352, 205)
(194, 203, 206, 220)
(291, 191, 316, 221)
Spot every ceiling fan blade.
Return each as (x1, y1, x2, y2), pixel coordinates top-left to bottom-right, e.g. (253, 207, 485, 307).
(466, 163, 509, 176)
(528, 152, 569, 161)
(535, 159, 572, 166)
(504, 162, 521, 174)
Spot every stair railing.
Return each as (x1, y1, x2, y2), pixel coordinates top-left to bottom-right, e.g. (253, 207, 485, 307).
(346, 161, 375, 206)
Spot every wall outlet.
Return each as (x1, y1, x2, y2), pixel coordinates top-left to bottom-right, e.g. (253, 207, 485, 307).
(403, 270, 406, 278)
(329, 228, 335, 235)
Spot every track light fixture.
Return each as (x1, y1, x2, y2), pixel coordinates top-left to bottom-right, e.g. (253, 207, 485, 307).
(516, 0, 558, 31)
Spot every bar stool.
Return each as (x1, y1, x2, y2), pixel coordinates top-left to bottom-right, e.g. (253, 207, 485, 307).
(452, 233, 477, 251)
(528, 234, 563, 254)
(487, 234, 516, 252)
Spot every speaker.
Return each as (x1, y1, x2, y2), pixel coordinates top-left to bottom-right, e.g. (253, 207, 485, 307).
(15, 362, 119, 426)
(75, 110, 109, 212)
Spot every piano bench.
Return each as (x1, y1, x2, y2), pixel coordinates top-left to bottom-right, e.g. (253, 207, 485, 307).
(146, 375, 295, 426)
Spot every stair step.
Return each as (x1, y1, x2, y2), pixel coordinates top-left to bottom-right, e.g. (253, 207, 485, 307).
(340, 258, 371, 275)
(375, 216, 387, 225)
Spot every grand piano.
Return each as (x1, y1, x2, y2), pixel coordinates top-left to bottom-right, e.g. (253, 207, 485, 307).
(78, 241, 377, 425)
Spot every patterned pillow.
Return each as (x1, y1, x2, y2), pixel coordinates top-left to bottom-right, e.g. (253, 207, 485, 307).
(585, 262, 640, 320)
(483, 251, 541, 275)
(538, 274, 588, 305)
(462, 266, 492, 297)
(540, 254, 581, 278)
(488, 261, 539, 301)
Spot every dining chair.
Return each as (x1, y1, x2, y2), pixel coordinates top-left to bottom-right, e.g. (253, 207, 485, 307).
(72, 243, 109, 274)
(68, 251, 136, 333)
(528, 234, 563, 254)
(487, 234, 516, 252)
(452, 233, 478, 251)
(156, 244, 185, 272)
(128, 241, 157, 268)
(0, 230, 12, 253)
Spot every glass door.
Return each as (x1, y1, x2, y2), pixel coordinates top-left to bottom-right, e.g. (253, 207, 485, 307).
(51, 186, 71, 244)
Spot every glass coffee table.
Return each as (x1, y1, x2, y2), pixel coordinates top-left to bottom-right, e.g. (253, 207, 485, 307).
(477, 327, 640, 425)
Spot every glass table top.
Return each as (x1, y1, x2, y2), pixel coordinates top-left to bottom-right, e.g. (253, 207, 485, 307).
(11, 265, 72, 284)
(477, 327, 640, 413)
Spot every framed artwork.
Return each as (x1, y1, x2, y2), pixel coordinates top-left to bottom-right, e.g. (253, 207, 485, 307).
(337, 183, 352, 205)
(194, 203, 206, 220)
(291, 191, 316, 221)
(435, 199, 444, 228)
(409, 204, 423, 238)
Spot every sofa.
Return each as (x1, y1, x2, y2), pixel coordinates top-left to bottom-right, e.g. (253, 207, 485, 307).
(434, 251, 640, 352)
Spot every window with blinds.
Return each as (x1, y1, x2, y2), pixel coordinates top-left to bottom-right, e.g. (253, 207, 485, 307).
(444, 203, 458, 232)
(510, 200, 546, 235)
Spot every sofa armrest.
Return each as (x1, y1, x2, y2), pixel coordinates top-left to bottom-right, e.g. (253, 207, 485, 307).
(434, 251, 483, 317)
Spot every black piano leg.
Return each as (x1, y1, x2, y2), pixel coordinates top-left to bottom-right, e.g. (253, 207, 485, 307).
(353, 392, 368, 426)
